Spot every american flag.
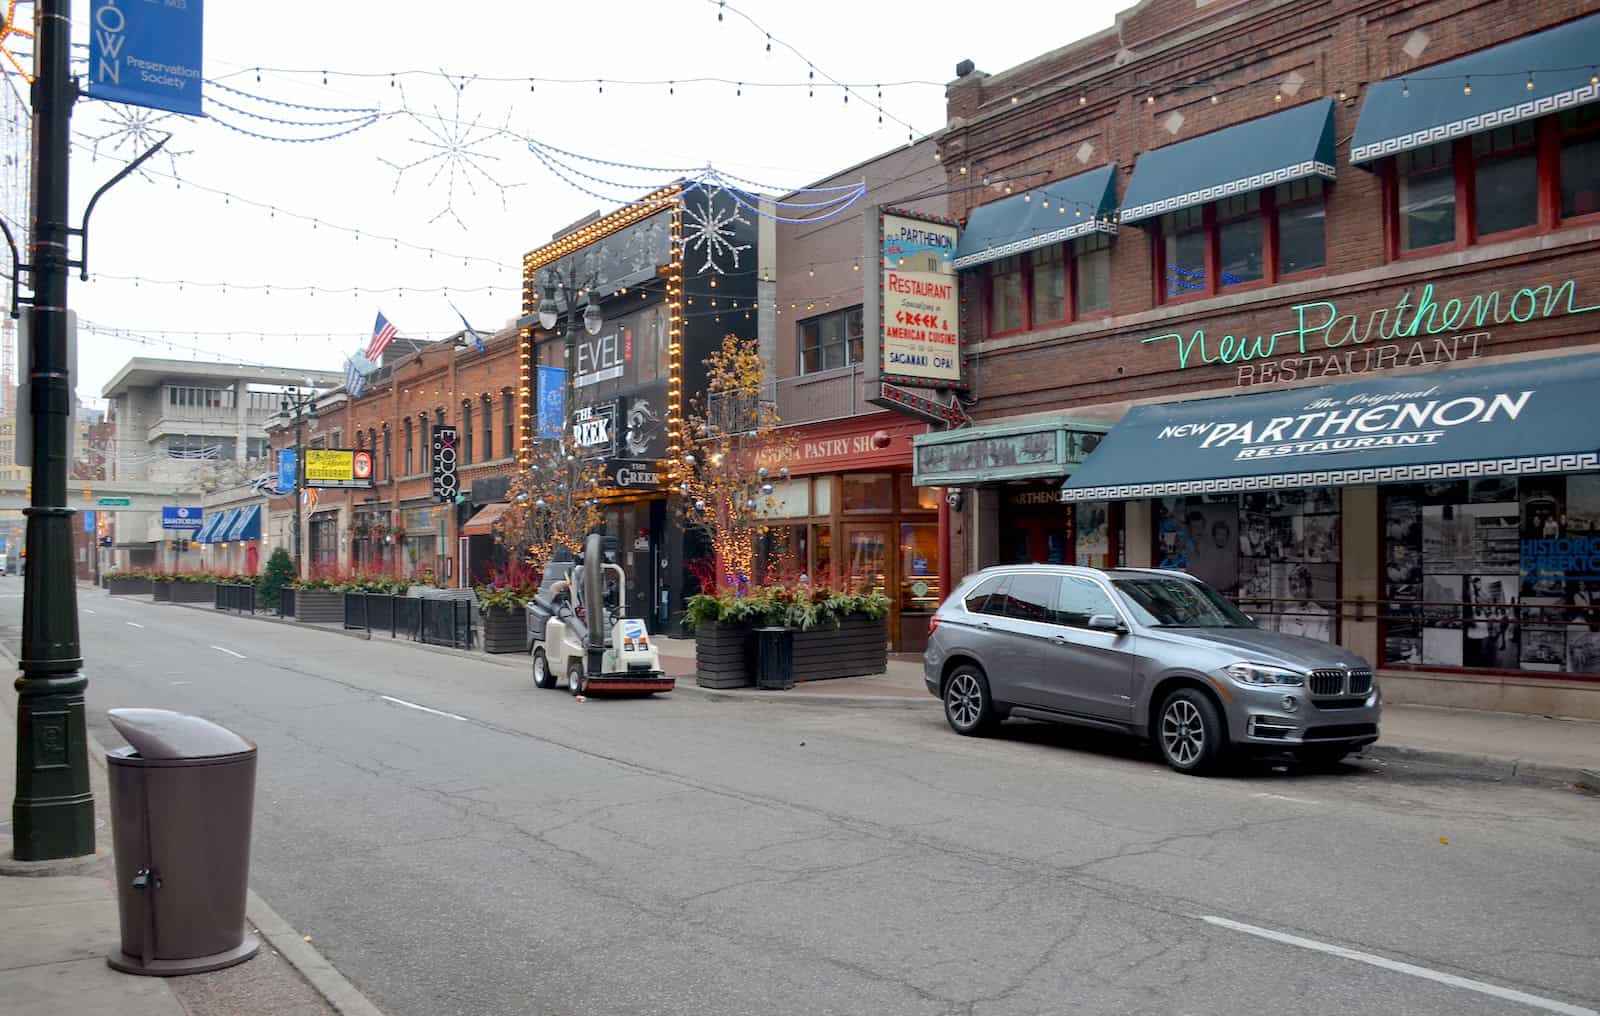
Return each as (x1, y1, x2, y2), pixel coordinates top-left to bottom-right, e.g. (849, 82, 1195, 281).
(345, 355, 368, 398)
(367, 310, 397, 362)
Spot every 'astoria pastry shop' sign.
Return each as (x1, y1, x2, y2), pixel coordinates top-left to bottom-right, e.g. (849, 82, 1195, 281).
(1142, 277, 1598, 376)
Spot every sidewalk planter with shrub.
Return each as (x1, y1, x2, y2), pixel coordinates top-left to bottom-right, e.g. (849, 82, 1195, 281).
(168, 578, 217, 604)
(152, 578, 174, 602)
(686, 587, 890, 688)
(692, 620, 755, 688)
(106, 572, 154, 596)
(293, 583, 344, 623)
(477, 589, 528, 654)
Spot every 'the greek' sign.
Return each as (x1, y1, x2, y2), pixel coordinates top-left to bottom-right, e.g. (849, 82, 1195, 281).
(88, 0, 206, 117)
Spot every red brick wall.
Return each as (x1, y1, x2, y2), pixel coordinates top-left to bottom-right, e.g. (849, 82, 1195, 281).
(941, 0, 1600, 419)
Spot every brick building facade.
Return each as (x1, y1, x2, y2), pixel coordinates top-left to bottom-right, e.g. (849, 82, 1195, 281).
(267, 325, 524, 585)
(908, 0, 1600, 716)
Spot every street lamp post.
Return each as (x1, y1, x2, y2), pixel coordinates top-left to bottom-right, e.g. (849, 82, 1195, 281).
(536, 265, 606, 516)
(12, 0, 91, 862)
(280, 387, 318, 577)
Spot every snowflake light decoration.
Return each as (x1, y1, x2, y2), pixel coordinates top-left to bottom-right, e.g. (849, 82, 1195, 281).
(86, 105, 190, 180)
(679, 187, 751, 275)
(380, 78, 522, 230)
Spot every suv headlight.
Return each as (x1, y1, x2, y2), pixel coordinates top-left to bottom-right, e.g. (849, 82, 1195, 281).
(1225, 662, 1305, 687)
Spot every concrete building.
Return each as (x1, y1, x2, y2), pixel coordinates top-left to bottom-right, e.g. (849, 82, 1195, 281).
(102, 358, 341, 571)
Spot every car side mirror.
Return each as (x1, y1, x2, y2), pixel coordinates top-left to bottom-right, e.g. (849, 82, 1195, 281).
(1088, 614, 1126, 633)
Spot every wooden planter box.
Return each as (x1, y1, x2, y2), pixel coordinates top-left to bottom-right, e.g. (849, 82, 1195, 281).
(107, 578, 153, 596)
(481, 605, 528, 654)
(294, 589, 344, 624)
(695, 621, 753, 689)
(168, 581, 215, 604)
(790, 614, 888, 682)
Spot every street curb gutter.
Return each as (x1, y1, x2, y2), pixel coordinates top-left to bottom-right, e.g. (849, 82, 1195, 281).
(247, 890, 389, 1016)
(1356, 744, 1597, 792)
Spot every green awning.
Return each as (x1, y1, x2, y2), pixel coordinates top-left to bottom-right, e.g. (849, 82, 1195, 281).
(1119, 98, 1336, 224)
(912, 415, 1108, 487)
(1352, 12, 1600, 166)
(952, 165, 1118, 270)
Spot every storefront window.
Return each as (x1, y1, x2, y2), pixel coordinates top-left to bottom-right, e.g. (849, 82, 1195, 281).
(815, 524, 831, 582)
(900, 523, 939, 612)
(1382, 476, 1600, 675)
(1276, 178, 1326, 276)
(987, 255, 1025, 334)
(1560, 107, 1600, 220)
(845, 527, 887, 596)
(1073, 233, 1111, 314)
(767, 478, 810, 518)
(1074, 501, 1114, 569)
(1162, 206, 1207, 295)
(842, 473, 893, 512)
(1216, 192, 1263, 287)
(1157, 492, 1342, 643)
(812, 478, 832, 514)
(898, 474, 940, 512)
(1471, 123, 1538, 236)
(1398, 142, 1456, 251)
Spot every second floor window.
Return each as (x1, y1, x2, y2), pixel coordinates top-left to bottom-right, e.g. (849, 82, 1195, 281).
(798, 306, 863, 374)
(482, 396, 494, 461)
(502, 390, 514, 459)
(383, 426, 391, 481)
(403, 419, 413, 475)
(1389, 108, 1600, 256)
(1158, 178, 1326, 302)
(462, 402, 473, 465)
(983, 235, 1113, 335)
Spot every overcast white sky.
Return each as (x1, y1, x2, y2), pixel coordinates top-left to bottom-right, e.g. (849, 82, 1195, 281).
(32, 0, 1119, 404)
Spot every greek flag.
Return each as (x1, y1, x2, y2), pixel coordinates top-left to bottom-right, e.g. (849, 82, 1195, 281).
(450, 301, 485, 353)
(345, 355, 367, 397)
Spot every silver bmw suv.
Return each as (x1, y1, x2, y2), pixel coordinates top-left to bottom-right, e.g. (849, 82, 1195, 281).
(923, 566, 1380, 774)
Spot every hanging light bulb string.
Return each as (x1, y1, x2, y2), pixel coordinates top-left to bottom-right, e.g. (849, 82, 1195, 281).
(66, 136, 517, 273)
(85, 272, 502, 297)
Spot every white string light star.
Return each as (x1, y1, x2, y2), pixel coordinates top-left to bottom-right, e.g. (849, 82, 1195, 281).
(678, 186, 751, 275)
(379, 76, 522, 229)
(85, 105, 190, 180)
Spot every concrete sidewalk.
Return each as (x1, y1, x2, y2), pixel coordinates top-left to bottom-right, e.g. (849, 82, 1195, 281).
(1, 665, 378, 1015)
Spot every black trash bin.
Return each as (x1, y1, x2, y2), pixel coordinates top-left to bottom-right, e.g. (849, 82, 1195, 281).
(106, 708, 260, 976)
(755, 626, 795, 690)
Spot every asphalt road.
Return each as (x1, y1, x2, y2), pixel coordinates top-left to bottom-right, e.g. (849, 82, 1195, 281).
(16, 588, 1600, 1016)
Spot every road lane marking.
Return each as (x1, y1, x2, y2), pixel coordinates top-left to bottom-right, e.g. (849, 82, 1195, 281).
(1253, 792, 1318, 805)
(124, 621, 143, 629)
(211, 646, 246, 659)
(84, 608, 95, 615)
(379, 695, 466, 722)
(1199, 916, 1597, 1015)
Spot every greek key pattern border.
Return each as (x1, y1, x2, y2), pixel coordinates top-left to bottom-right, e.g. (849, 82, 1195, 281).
(952, 219, 1117, 271)
(1059, 452, 1600, 502)
(1351, 82, 1600, 163)
(1119, 161, 1336, 224)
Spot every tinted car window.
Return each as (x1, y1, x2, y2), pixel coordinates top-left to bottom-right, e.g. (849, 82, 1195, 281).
(1003, 574, 1057, 623)
(1113, 575, 1253, 628)
(963, 575, 1006, 614)
(1056, 576, 1118, 627)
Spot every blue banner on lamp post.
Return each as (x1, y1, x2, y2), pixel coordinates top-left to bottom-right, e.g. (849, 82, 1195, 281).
(87, 0, 206, 117)
(277, 448, 297, 494)
(537, 366, 566, 440)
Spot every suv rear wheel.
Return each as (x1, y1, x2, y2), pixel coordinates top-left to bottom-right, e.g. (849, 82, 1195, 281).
(1157, 688, 1225, 775)
(944, 665, 997, 736)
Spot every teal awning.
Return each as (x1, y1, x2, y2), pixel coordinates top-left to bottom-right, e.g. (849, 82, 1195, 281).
(205, 509, 239, 543)
(225, 504, 262, 541)
(1120, 98, 1337, 224)
(953, 165, 1119, 270)
(913, 415, 1109, 486)
(1352, 13, 1600, 166)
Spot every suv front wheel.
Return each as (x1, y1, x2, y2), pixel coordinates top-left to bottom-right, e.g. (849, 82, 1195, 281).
(1157, 688, 1226, 775)
(943, 665, 997, 736)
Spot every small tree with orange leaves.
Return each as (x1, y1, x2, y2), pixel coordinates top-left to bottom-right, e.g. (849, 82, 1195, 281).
(675, 334, 795, 593)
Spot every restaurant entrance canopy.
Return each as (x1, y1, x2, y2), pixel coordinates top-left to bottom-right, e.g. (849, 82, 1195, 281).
(1060, 354, 1600, 501)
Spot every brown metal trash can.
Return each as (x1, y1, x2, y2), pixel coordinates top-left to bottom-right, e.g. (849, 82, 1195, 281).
(105, 708, 261, 976)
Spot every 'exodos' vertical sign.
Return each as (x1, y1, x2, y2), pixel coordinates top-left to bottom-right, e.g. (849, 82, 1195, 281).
(88, 0, 206, 117)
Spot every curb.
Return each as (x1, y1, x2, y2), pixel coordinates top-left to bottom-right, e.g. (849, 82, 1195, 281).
(248, 890, 388, 1016)
(672, 681, 939, 710)
(1358, 743, 1598, 791)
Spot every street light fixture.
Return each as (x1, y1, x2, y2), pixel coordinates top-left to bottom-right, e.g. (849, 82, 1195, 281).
(279, 386, 319, 577)
(582, 295, 605, 336)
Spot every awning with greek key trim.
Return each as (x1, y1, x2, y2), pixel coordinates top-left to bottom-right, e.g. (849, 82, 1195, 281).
(1118, 98, 1336, 225)
(1351, 12, 1600, 167)
(952, 165, 1119, 270)
(1060, 354, 1600, 502)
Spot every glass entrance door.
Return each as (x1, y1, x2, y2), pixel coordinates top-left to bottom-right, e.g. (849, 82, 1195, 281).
(843, 524, 890, 597)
